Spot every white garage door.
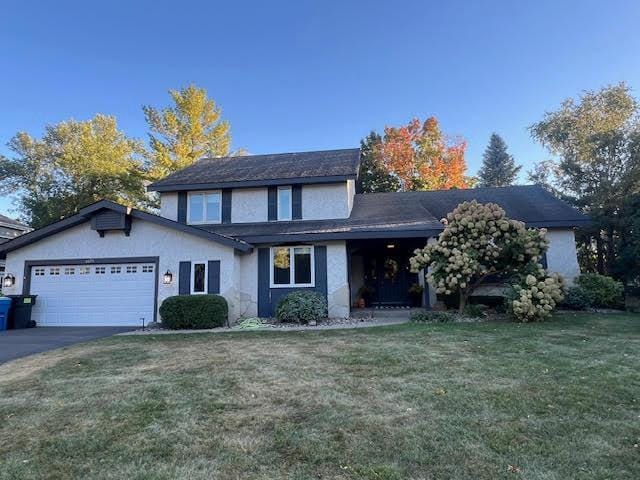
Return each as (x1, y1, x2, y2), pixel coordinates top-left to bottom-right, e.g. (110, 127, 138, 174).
(30, 262, 156, 326)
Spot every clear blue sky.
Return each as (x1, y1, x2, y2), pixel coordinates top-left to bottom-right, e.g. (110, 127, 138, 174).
(1, 0, 639, 218)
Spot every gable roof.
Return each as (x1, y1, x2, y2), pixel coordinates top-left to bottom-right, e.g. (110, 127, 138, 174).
(0, 200, 252, 258)
(0, 213, 30, 231)
(201, 185, 590, 243)
(148, 148, 361, 192)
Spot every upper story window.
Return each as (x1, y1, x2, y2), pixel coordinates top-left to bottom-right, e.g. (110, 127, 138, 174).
(277, 186, 292, 221)
(188, 191, 221, 224)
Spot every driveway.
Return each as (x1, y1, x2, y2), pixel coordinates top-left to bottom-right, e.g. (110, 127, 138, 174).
(0, 327, 135, 364)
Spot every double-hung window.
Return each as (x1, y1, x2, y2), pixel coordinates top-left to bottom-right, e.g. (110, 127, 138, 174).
(191, 261, 208, 294)
(188, 191, 221, 224)
(270, 246, 314, 287)
(277, 186, 292, 221)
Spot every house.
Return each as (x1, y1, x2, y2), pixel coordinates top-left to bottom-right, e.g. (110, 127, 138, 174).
(0, 148, 589, 326)
(0, 214, 31, 290)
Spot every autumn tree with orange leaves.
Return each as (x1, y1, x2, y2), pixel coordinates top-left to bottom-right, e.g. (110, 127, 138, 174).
(358, 117, 471, 192)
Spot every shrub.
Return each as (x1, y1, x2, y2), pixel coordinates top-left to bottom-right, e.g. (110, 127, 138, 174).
(507, 268, 565, 322)
(410, 310, 455, 323)
(159, 294, 228, 329)
(463, 304, 486, 318)
(276, 291, 327, 324)
(575, 274, 624, 308)
(561, 286, 592, 310)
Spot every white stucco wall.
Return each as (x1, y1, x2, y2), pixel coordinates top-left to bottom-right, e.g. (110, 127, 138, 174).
(231, 188, 268, 223)
(238, 249, 259, 318)
(346, 179, 356, 215)
(159, 193, 178, 221)
(1, 218, 245, 321)
(545, 228, 580, 284)
(302, 183, 350, 220)
(326, 241, 350, 318)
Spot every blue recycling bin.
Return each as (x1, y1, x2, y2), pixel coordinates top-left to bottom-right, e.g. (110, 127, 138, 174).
(0, 296, 12, 331)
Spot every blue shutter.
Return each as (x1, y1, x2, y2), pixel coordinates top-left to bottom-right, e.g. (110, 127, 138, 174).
(179, 261, 191, 295)
(221, 190, 232, 224)
(177, 192, 187, 224)
(208, 260, 221, 294)
(268, 187, 277, 221)
(257, 248, 271, 316)
(292, 185, 302, 220)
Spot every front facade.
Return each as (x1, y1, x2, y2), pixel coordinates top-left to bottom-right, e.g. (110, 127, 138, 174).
(0, 149, 589, 326)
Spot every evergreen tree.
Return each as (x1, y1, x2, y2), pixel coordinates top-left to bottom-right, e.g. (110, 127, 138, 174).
(477, 133, 521, 187)
(357, 131, 401, 193)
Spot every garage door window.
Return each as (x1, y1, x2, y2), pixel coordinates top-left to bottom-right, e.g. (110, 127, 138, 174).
(111, 266, 121, 274)
(64, 267, 75, 275)
(96, 267, 106, 274)
(142, 265, 154, 273)
(34, 268, 45, 276)
(79, 267, 90, 275)
(126, 265, 138, 273)
(192, 262, 207, 294)
(50, 268, 60, 276)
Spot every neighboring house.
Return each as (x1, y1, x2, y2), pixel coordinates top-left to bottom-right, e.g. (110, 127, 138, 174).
(0, 149, 589, 326)
(0, 214, 31, 291)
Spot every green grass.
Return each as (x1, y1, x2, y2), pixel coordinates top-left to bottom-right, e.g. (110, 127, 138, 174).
(0, 313, 639, 479)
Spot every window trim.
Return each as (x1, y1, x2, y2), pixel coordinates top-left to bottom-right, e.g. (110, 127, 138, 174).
(187, 190, 222, 225)
(191, 260, 208, 295)
(277, 186, 292, 221)
(270, 245, 315, 288)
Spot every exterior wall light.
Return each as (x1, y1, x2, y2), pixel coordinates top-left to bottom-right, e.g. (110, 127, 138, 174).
(2, 274, 15, 288)
(386, 244, 395, 249)
(163, 270, 173, 285)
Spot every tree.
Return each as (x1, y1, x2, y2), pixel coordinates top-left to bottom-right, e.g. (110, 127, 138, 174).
(477, 133, 520, 187)
(409, 201, 556, 315)
(144, 85, 231, 180)
(0, 115, 148, 228)
(356, 131, 401, 193)
(526, 159, 562, 197)
(530, 83, 640, 277)
(378, 117, 470, 190)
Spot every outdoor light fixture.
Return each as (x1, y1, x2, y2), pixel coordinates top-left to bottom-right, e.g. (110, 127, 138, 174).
(163, 270, 173, 285)
(2, 274, 15, 288)
(386, 244, 395, 249)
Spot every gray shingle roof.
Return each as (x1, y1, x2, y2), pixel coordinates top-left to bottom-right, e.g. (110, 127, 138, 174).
(201, 185, 589, 243)
(0, 213, 28, 229)
(148, 148, 361, 192)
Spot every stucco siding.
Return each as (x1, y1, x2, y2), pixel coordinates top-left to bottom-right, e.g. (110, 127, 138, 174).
(159, 193, 178, 221)
(545, 228, 580, 284)
(347, 179, 355, 215)
(231, 188, 269, 223)
(1, 218, 242, 321)
(326, 241, 350, 318)
(238, 249, 259, 318)
(302, 183, 350, 220)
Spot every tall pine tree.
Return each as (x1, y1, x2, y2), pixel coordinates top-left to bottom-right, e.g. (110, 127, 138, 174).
(477, 133, 520, 187)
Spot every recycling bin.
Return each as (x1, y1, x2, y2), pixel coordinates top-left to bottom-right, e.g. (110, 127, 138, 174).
(8, 295, 37, 329)
(0, 296, 12, 331)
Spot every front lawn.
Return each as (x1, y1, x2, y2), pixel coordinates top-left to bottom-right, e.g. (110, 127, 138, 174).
(0, 313, 638, 479)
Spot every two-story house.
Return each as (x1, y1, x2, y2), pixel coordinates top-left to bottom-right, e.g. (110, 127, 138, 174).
(0, 214, 31, 290)
(0, 149, 589, 326)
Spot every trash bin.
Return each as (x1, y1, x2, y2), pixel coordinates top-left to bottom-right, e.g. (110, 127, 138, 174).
(8, 295, 37, 329)
(0, 296, 12, 331)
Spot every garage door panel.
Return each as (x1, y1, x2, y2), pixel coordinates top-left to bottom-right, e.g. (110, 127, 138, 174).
(30, 263, 155, 326)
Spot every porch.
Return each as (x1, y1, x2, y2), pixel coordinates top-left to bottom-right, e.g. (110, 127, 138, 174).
(348, 238, 431, 310)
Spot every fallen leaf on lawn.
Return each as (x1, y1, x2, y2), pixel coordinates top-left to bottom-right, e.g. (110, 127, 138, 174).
(507, 464, 522, 473)
(435, 387, 447, 396)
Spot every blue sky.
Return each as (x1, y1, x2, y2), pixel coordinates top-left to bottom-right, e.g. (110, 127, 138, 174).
(1, 0, 639, 218)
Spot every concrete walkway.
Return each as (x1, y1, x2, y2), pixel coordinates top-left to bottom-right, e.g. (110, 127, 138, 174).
(119, 317, 410, 336)
(0, 327, 135, 363)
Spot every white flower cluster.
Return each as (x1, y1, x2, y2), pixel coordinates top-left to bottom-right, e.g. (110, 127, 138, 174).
(410, 201, 549, 298)
(510, 271, 565, 322)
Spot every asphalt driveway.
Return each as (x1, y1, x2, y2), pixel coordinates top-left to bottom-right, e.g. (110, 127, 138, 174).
(0, 327, 134, 363)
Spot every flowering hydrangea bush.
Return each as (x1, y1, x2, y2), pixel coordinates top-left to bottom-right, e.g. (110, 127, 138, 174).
(410, 201, 554, 316)
(508, 268, 565, 322)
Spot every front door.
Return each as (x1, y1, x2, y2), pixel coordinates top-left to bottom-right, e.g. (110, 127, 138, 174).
(363, 254, 412, 306)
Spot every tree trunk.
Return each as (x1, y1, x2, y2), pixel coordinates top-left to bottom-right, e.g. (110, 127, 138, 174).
(458, 289, 467, 314)
(596, 235, 605, 274)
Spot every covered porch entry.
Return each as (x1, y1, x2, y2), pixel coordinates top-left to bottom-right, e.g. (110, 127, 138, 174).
(348, 238, 430, 309)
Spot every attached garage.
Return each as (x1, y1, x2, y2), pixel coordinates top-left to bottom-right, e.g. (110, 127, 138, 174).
(28, 260, 157, 327)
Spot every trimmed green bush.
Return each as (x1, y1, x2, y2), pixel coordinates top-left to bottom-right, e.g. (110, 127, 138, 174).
(276, 291, 327, 324)
(575, 274, 624, 308)
(159, 294, 228, 329)
(410, 310, 455, 323)
(561, 286, 592, 310)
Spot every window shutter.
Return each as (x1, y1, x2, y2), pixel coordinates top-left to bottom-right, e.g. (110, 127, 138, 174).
(178, 261, 191, 295)
(257, 248, 271, 317)
(177, 192, 188, 223)
(268, 186, 277, 221)
(222, 190, 232, 224)
(207, 260, 221, 294)
(292, 185, 302, 220)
